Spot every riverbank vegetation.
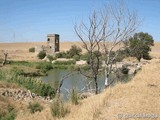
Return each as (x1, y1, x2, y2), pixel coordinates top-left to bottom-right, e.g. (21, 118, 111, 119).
(0, 69, 56, 98)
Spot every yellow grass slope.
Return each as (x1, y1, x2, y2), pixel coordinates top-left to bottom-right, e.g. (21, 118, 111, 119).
(60, 59, 160, 120)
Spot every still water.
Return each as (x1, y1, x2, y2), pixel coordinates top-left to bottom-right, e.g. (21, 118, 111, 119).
(41, 69, 105, 99)
(41, 69, 132, 100)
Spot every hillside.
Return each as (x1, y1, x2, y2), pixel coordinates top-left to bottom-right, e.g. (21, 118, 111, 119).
(11, 58, 160, 120)
(62, 59, 160, 120)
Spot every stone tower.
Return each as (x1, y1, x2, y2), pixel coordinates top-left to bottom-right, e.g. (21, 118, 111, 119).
(47, 34, 60, 54)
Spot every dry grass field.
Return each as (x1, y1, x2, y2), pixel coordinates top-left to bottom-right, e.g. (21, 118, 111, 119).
(0, 42, 159, 61)
(0, 42, 83, 61)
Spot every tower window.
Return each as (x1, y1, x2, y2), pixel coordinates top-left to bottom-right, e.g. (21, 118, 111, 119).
(48, 38, 50, 41)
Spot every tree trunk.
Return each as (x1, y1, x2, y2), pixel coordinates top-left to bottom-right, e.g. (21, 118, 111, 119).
(2, 53, 8, 66)
(105, 74, 109, 88)
(94, 76, 98, 94)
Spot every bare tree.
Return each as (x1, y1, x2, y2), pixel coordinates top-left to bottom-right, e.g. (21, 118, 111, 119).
(56, 72, 73, 97)
(75, 11, 105, 94)
(75, 1, 139, 91)
(102, 2, 139, 88)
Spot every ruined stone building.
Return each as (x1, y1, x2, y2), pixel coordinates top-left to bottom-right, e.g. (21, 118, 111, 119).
(35, 34, 60, 56)
(46, 34, 60, 54)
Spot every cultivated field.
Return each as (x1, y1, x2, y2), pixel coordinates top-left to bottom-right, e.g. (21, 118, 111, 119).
(0, 42, 159, 61)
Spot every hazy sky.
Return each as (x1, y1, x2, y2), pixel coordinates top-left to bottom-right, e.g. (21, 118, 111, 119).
(0, 0, 160, 42)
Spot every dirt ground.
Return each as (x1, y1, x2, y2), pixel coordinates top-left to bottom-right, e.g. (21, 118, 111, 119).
(0, 41, 159, 61)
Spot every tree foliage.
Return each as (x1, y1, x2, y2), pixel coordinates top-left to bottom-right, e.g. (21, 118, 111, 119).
(67, 45, 82, 57)
(127, 32, 154, 61)
(55, 45, 82, 61)
(37, 51, 46, 59)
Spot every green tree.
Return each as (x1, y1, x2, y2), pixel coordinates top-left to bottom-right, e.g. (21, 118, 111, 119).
(127, 32, 154, 61)
(37, 51, 46, 59)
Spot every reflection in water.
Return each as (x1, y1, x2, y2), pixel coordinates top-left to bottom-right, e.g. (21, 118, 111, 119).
(41, 69, 132, 100)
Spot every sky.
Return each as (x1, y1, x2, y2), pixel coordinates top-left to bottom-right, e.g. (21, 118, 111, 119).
(0, 0, 160, 43)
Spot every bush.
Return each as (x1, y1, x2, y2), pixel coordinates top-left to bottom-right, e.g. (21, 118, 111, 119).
(121, 65, 129, 74)
(51, 98, 69, 118)
(37, 51, 46, 59)
(68, 45, 82, 57)
(73, 55, 80, 61)
(0, 111, 16, 120)
(47, 55, 56, 61)
(55, 52, 66, 58)
(29, 47, 35, 52)
(28, 102, 43, 114)
(35, 62, 53, 73)
(55, 45, 82, 59)
(0, 104, 16, 120)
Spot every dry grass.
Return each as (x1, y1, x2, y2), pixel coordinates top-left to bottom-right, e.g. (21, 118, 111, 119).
(14, 58, 160, 120)
(98, 59, 160, 120)
(0, 42, 159, 61)
(0, 41, 160, 120)
(0, 42, 84, 61)
(0, 81, 19, 89)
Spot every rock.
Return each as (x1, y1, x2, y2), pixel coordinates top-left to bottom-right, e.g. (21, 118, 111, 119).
(42, 56, 50, 62)
(76, 60, 87, 65)
(0, 88, 52, 103)
(128, 68, 136, 75)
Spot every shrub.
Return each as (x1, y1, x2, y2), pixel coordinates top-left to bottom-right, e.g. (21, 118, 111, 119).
(0, 104, 16, 120)
(73, 55, 80, 61)
(28, 102, 43, 114)
(51, 98, 69, 118)
(55, 45, 82, 59)
(29, 47, 35, 52)
(121, 65, 129, 74)
(35, 62, 53, 73)
(0, 111, 16, 120)
(68, 45, 82, 57)
(47, 55, 56, 61)
(37, 51, 46, 59)
(55, 52, 66, 58)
